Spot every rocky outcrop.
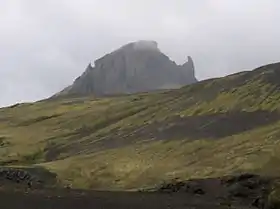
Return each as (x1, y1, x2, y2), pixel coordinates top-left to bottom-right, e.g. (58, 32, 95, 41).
(0, 168, 41, 188)
(0, 167, 58, 189)
(156, 174, 273, 209)
(54, 40, 197, 97)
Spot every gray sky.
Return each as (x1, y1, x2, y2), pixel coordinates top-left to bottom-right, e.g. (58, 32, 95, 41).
(1, 0, 280, 107)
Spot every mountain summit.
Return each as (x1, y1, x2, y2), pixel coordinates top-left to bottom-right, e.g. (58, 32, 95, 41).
(55, 40, 197, 97)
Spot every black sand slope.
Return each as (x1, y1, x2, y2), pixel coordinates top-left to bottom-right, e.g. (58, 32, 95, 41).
(0, 174, 276, 209)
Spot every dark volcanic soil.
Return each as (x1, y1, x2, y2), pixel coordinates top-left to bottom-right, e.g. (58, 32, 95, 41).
(0, 189, 249, 209)
(0, 173, 274, 209)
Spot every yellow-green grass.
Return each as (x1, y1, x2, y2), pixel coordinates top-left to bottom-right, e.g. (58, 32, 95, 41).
(1, 62, 280, 190)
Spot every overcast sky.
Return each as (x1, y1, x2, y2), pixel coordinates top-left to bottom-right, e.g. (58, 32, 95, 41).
(1, 0, 280, 107)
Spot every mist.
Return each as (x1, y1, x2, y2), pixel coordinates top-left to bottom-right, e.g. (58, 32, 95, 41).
(1, 0, 280, 107)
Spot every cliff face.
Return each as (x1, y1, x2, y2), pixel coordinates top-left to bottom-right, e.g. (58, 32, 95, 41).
(55, 40, 197, 97)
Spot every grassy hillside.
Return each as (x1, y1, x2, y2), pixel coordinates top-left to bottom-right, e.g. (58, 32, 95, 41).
(1, 62, 280, 190)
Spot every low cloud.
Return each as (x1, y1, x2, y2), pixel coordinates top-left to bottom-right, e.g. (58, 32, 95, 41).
(1, 0, 280, 106)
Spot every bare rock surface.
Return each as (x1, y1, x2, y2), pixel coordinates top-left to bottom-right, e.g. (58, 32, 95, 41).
(55, 40, 197, 97)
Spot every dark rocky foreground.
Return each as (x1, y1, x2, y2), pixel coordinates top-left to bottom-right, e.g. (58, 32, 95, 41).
(0, 189, 257, 209)
(0, 171, 276, 209)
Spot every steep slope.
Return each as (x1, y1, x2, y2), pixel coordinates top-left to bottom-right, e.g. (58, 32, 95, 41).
(1, 62, 280, 191)
(54, 40, 197, 97)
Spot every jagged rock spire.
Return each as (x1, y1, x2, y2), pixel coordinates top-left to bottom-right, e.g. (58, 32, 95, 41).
(54, 41, 197, 98)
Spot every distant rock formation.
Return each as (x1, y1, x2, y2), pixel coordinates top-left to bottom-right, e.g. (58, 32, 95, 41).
(54, 40, 197, 97)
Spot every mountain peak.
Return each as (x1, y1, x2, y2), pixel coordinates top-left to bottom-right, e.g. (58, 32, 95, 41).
(131, 40, 159, 51)
(54, 41, 197, 97)
(113, 40, 160, 57)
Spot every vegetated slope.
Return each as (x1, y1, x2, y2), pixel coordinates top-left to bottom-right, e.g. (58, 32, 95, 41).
(1, 62, 280, 191)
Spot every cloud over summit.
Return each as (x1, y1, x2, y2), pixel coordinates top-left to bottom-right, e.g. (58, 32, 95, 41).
(1, 0, 280, 106)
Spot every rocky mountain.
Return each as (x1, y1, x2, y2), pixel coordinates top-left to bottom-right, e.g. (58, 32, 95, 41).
(55, 40, 197, 97)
